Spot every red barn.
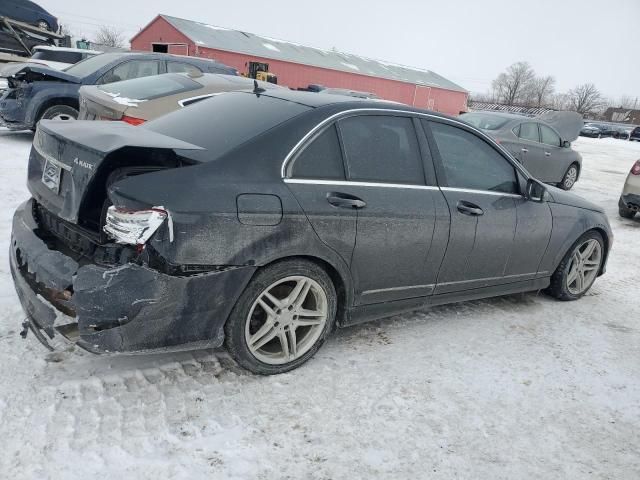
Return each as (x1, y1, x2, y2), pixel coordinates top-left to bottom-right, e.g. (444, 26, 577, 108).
(131, 15, 468, 115)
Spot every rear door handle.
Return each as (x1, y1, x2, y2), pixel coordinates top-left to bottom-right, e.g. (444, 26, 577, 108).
(327, 192, 367, 209)
(457, 200, 484, 216)
(544, 152, 551, 157)
(521, 148, 528, 153)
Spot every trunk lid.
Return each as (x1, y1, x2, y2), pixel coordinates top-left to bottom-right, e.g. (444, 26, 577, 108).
(28, 120, 204, 224)
(538, 111, 583, 142)
(78, 86, 128, 120)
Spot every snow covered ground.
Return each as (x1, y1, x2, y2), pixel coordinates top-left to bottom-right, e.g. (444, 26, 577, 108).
(0, 128, 638, 479)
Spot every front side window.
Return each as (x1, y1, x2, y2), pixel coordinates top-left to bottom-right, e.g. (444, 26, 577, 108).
(99, 60, 160, 84)
(339, 115, 424, 185)
(539, 124, 561, 147)
(291, 125, 344, 180)
(429, 121, 518, 194)
(518, 122, 540, 143)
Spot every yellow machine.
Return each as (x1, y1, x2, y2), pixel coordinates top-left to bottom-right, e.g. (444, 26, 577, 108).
(247, 61, 278, 85)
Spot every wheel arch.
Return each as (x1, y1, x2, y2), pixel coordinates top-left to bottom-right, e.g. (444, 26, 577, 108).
(251, 254, 354, 328)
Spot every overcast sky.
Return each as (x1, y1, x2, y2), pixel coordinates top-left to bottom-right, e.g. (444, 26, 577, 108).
(38, 0, 640, 100)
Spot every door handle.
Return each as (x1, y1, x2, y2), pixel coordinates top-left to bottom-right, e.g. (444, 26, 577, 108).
(457, 200, 484, 216)
(521, 148, 528, 153)
(544, 152, 551, 157)
(327, 192, 367, 209)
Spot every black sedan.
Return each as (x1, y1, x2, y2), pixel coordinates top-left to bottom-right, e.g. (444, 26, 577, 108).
(10, 89, 612, 374)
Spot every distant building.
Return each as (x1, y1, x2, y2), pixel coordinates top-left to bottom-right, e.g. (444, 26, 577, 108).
(603, 107, 640, 124)
(130, 14, 468, 115)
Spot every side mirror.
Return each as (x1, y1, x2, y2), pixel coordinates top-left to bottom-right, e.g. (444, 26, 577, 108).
(526, 178, 546, 203)
(562, 140, 571, 148)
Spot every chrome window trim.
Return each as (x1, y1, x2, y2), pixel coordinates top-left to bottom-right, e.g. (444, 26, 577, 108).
(283, 178, 440, 191)
(281, 107, 532, 181)
(440, 187, 523, 198)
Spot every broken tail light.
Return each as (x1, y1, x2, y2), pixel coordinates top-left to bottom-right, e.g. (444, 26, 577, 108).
(104, 206, 169, 246)
(631, 160, 640, 176)
(121, 115, 146, 126)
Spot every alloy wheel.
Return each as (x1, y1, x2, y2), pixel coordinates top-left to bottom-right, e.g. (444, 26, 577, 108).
(245, 276, 328, 365)
(566, 239, 602, 295)
(51, 114, 74, 121)
(564, 166, 578, 189)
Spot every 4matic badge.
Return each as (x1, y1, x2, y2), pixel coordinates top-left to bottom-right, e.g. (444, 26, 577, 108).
(73, 158, 94, 170)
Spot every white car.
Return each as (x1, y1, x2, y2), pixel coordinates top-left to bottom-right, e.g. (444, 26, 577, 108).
(619, 159, 640, 218)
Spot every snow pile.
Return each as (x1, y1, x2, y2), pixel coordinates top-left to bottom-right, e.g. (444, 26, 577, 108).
(0, 130, 638, 479)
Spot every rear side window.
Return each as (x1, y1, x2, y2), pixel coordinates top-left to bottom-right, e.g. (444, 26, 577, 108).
(292, 125, 344, 180)
(167, 62, 202, 75)
(429, 121, 518, 194)
(339, 115, 424, 184)
(540, 124, 561, 146)
(518, 122, 540, 142)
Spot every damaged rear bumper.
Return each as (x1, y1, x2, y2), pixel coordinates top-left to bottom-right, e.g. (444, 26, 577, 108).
(10, 199, 256, 354)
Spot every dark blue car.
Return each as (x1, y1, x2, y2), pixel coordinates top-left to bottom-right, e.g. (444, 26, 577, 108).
(0, 52, 238, 130)
(0, 0, 58, 31)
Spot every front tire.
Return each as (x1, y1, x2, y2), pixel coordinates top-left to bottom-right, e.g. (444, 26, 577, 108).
(37, 20, 50, 31)
(559, 163, 579, 190)
(619, 197, 636, 219)
(40, 105, 78, 123)
(546, 230, 604, 301)
(224, 259, 337, 375)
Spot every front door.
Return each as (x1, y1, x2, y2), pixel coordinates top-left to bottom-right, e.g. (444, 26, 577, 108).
(424, 120, 523, 294)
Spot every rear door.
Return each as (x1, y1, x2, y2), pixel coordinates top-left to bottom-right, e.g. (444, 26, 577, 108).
(538, 123, 566, 182)
(337, 113, 448, 305)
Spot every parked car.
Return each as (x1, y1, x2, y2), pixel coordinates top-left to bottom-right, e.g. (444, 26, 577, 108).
(0, 52, 237, 130)
(11, 90, 612, 374)
(629, 126, 640, 142)
(0, 0, 58, 31)
(580, 123, 615, 138)
(0, 47, 101, 92)
(320, 87, 379, 99)
(612, 126, 632, 140)
(79, 72, 282, 125)
(619, 159, 640, 218)
(460, 111, 583, 190)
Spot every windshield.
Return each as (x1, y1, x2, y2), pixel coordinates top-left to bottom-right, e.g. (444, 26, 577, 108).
(64, 53, 123, 78)
(460, 113, 511, 130)
(99, 74, 202, 101)
(32, 50, 83, 64)
(145, 92, 311, 162)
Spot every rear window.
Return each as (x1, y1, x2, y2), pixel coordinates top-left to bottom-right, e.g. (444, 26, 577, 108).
(98, 74, 202, 101)
(64, 53, 124, 78)
(144, 92, 311, 162)
(460, 113, 510, 130)
(32, 50, 83, 64)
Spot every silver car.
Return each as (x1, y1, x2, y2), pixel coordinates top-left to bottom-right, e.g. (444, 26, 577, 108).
(619, 159, 640, 218)
(460, 111, 583, 190)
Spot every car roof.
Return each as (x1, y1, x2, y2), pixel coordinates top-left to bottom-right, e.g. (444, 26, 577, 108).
(33, 46, 102, 54)
(463, 111, 530, 120)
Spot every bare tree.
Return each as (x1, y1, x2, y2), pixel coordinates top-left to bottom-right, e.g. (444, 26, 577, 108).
(94, 25, 125, 48)
(616, 95, 638, 109)
(528, 75, 556, 107)
(567, 83, 605, 115)
(491, 62, 536, 105)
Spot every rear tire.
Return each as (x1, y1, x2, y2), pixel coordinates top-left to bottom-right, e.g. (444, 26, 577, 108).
(224, 259, 337, 375)
(37, 20, 50, 31)
(619, 198, 636, 219)
(546, 230, 604, 301)
(559, 163, 579, 190)
(40, 105, 78, 123)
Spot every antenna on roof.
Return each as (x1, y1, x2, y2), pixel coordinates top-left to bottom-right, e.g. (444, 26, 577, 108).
(253, 79, 266, 96)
